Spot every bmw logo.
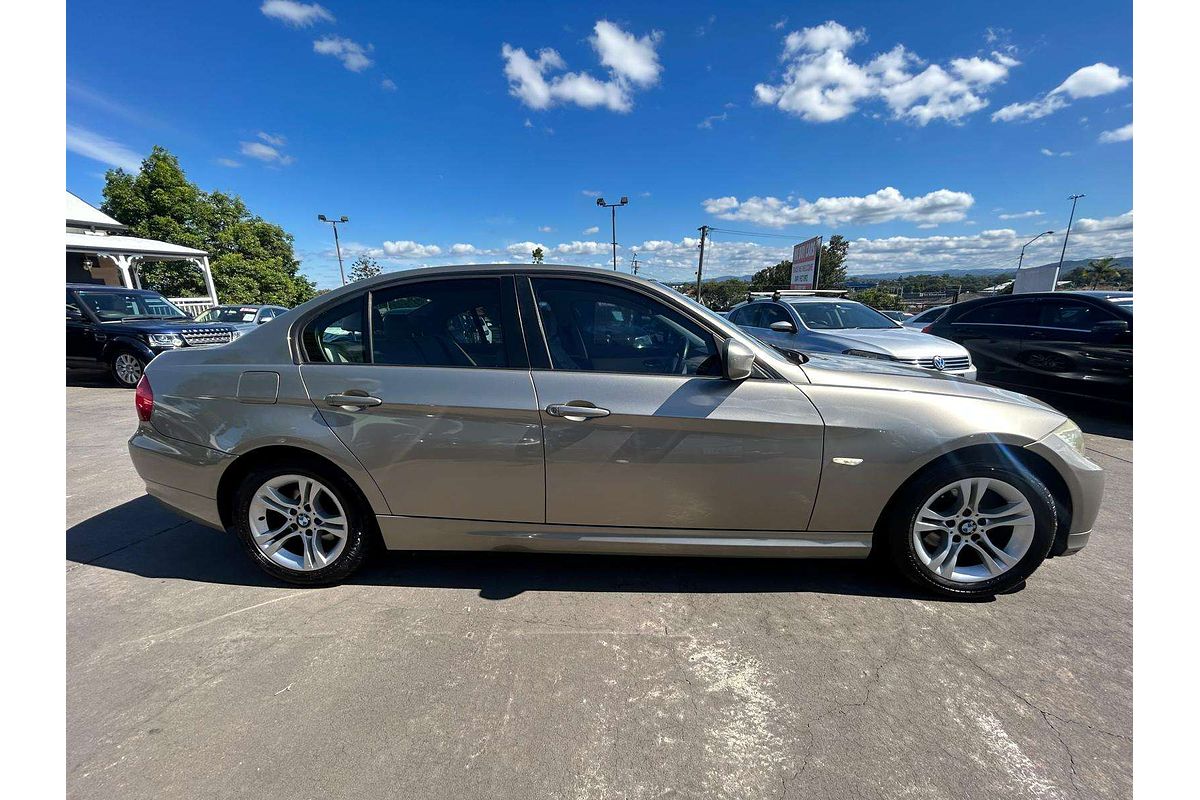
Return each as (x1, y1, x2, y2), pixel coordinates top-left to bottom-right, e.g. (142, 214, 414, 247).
(932, 355, 946, 371)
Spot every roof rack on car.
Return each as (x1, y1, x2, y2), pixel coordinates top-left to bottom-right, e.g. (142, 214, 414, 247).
(746, 289, 850, 301)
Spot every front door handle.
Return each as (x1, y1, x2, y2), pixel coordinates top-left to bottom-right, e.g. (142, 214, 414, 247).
(546, 402, 610, 421)
(324, 392, 382, 409)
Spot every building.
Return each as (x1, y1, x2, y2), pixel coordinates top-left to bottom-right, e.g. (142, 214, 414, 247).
(66, 191, 219, 316)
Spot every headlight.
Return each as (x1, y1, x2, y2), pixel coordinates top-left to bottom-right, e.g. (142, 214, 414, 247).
(147, 333, 184, 348)
(228, 330, 242, 340)
(843, 349, 896, 361)
(1051, 419, 1086, 456)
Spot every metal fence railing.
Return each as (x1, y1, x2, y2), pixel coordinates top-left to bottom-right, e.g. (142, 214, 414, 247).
(171, 297, 215, 318)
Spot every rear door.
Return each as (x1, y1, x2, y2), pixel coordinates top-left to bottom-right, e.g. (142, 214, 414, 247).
(525, 275, 824, 532)
(298, 275, 545, 523)
(940, 299, 1039, 389)
(66, 289, 102, 366)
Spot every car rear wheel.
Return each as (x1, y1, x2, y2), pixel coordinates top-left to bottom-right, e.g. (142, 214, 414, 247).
(886, 461, 1056, 598)
(110, 350, 147, 388)
(232, 465, 371, 585)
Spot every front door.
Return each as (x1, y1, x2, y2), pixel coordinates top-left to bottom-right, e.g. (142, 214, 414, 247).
(1022, 298, 1133, 403)
(298, 276, 544, 523)
(527, 276, 824, 532)
(940, 299, 1039, 390)
(66, 290, 102, 366)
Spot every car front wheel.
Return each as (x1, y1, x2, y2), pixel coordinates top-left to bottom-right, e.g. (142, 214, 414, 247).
(887, 461, 1056, 598)
(110, 350, 147, 388)
(232, 465, 371, 585)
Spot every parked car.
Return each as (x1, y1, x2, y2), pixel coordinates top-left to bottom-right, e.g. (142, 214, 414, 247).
(128, 265, 1102, 598)
(1064, 290, 1132, 311)
(727, 294, 976, 379)
(926, 291, 1132, 405)
(194, 304, 290, 332)
(67, 284, 240, 387)
(879, 310, 914, 322)
(903, 304, 950, 329)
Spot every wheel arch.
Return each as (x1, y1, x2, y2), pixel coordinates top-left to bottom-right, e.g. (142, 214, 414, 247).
(216, 444, 384, 546)
(870, 443, 1074, 558)
(103, 336, 155, 364)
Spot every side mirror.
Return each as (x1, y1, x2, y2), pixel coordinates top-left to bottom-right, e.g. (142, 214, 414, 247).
(257, 317, 269, 324)
(769, 320, 797, 333)
(721, 338, 756, 381)
(1092, 319, 1129, 334)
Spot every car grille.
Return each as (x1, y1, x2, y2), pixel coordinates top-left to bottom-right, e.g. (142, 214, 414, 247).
(897, 355, 972, 372)
(180, 328, 236, 347)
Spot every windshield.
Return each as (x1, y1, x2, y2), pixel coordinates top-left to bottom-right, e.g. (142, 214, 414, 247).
(196, 306, 259, 323)
(789, 301, 899, 330)
(76, 290, 189, 321)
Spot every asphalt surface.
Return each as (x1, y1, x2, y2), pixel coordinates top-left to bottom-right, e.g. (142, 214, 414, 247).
(67, 374, 1132, 800)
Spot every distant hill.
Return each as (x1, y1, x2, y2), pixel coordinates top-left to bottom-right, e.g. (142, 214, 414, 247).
(698, 257, 1131, 284)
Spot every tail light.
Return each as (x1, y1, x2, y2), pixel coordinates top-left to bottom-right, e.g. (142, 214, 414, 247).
(921, 325, 933, 333)
(135, 375, 154, 421)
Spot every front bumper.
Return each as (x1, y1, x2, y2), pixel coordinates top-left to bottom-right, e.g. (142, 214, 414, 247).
(128, 426, 233, 531)
(1024, 428, 1106, 555)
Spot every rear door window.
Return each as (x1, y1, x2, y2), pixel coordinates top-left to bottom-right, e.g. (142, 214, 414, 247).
(1036, 300, 1115, 330)
(302, 298, 366, 363)
(956, 300, 1040, 326)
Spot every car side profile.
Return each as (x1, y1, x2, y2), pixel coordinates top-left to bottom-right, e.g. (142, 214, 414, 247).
(128, 265, 1103, 598)
(926, 291, 1133, 405)
(194, 304, 290, 332)
(903, 305, 950, 329)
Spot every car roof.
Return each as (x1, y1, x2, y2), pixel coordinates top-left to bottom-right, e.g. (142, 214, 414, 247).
(1060, 290, 1132, 299)
(67, 283, 159, 294)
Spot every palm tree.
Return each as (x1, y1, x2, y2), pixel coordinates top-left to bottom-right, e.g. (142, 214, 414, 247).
(1080, 256, 1120, 288)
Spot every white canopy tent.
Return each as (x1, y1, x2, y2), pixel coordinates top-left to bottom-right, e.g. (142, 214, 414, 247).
(65, 191, 219, 315)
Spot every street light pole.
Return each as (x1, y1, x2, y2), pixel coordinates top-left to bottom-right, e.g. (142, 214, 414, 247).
(318, 214, 350, 285)
(1054, 194, 1085, 289)
(1018, 230, 1056, 270)
(596, 196, 629, 271)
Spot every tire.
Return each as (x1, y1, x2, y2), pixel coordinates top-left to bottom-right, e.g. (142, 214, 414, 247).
(109, 349, 148, 388)
(232, 462, 372, 585)
(885, 460, 1056, 598)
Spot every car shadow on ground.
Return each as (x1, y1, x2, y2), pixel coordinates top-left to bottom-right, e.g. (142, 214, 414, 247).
(67, 495, 987, 602)
(66, 371, 124, 389)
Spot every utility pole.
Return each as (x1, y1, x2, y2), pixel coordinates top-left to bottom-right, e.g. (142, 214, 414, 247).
(630, 250, 641, 275)
(318, 214, 350, 285)
(596, 197, 628, 271)
(695, 225, 709, 303)
(1054, 194, 1085, 289)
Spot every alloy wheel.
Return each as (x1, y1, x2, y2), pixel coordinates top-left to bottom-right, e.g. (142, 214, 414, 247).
(911, 477, 1037, 584)
(248, 474, 348, 572)
(114, 353, 144, 385)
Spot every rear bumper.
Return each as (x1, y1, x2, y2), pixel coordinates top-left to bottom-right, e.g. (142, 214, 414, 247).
(128, 426, 232, 531)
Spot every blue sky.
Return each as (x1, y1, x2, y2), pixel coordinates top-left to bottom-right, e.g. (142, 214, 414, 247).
(66, 1, 1133, 288)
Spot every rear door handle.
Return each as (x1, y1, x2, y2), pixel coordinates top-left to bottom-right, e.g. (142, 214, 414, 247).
(546, 403, 610, 420)
(324, 392, 382, 409)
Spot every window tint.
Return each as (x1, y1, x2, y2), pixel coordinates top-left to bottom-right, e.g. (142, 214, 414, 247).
(531, 278, 721, 376)
(956, 300, 1039, 326)
(912, 307, 946, 323)
(372, 278, 510, 368)
(1037, 300, 1113, 330)
(729, 304, 760, 328)
(758, 303, 791, 327)
(303, 298, 366, 363)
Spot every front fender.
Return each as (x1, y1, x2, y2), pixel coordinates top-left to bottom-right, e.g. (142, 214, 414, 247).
(102, 335, 155, 363)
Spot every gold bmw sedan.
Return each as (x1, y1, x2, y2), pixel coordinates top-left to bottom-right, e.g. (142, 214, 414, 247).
(127, 265, 1103, 598)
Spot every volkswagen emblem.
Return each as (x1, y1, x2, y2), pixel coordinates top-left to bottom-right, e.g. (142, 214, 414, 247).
(932, 355, 946, 371)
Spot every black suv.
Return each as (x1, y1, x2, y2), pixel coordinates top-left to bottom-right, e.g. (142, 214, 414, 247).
(67, 284, 240, 387)
(926, 291, 1132, 406)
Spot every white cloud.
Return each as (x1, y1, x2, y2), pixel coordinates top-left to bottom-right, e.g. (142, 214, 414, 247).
(538, 225, 554, 233)
(501, 20, 663, 113)
(993, 62, 1131, 122)
(450, 243, 481, 255)
(260, 1, 333, 27)
(698, 111, 728, 129)
(66, 124, 142, 171)
(702, 186, 975, 227)
(1099, 123, 1133, 143)
(1040, 148, 1072, 157)
(998, 210, 1045, 220)
(380, 78, 397, 92)
(257, 131, 286, 146)
(581, 189, 602, 197)
(239, 139, 294, 165)
(772, 18, 788, 31)
(313, 36, 374, 72)
(216, 158, 242, 168)
(754, 20, 1019, 124)
(382, 240, 443, 258)
(583, 226, 600, 235)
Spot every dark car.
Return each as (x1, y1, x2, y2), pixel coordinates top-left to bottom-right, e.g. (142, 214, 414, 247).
(67, 284, 240, 387)
(926, 291, 1132, 405)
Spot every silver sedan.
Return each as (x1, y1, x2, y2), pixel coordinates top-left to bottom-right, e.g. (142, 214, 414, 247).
(128, 264, 1102, 598)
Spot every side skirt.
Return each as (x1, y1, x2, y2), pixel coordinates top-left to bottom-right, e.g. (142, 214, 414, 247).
(376, 515, 872, 559)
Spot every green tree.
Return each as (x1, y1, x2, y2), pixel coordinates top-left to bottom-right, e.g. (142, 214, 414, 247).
(700, 278, 750, 310)
(532, 247, 545, 264)
(101, 146, 316, 306)
(1078, 256, 1121, 288)
(817, 235, 849, 289)
(348, 254, 383, 282)
(853, 287, 902, 311)
(749, 260, 791, 291)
